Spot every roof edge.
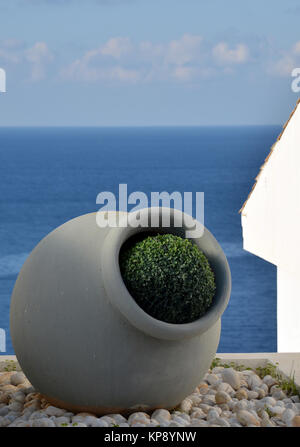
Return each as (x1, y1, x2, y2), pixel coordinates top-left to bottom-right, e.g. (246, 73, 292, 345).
(239, 98, 300, 214)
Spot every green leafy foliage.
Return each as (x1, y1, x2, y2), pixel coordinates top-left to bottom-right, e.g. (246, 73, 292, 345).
(2, 360, 18, 372)
(210, 357, 252, 372)
(120, 233, 216, 324)
(210, 358, 300, 398)
(256, 362, 300, 397)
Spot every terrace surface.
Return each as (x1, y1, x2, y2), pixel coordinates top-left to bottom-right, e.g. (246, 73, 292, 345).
(1, 352, 300, 385)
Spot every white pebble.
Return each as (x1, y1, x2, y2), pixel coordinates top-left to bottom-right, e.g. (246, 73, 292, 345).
(151, 409, 171, 423)
(206, 374, 220, 386)
(207, 389, 217, 395)
(198, 403, 211, 413)
(263, 375, 277, 388)
(222, 368, 241, 390)
(179, 398, 192, 413)
(10, 373, 25, 386)
(29, 411, 46, 420)
(14, 421, 33, 427)
(128, 412, 150, 425)
(270, 406, 285, 416)
(8, 401, 23, 412)
(207, 409, 219, 421)
(262, 396, 277, 406)
(189, 419, 209, 427)
(31, 418, 56, 427)
(272, 390, 286, 400)
(260, 383, 269, 394)
(172, 416, 189, 426)
(221, 410, 232, 418)
(190, 408, 206, 419)
(261, 418, 275, 427)
(97, 416, 115, 426)
(178, 412, 190, 422)
(44, 406, 66, 417)
(189, 394, 202, 406)
(201, 395, 215, 405)
(234, 400, 248, 412)
(5, 412, 19, 423)
(84, 416, 100, 426)
(247, 391, 259, 400)
(237, 410, 260, 427)
(11, 391, 25, 404)
(0, 416, 12, 427)
(248, 374, 262, 390)
(211, 417, 231, 427)
(217, 382, 235, 395)
(107, 414, 127, 424)
(54, 416, 71, 426)
(157, 421, 171, 427)
(0, 407, 9, 417)
(215, 391, 231, 404)
(253, 387, 266, 399)
(281, 409, 295, 424)
(235, 388, 248, 400)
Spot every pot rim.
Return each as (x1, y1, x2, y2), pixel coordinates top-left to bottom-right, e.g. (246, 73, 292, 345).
(101, 207, 231, 341)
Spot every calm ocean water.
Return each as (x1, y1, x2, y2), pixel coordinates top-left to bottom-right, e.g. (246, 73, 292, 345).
(0, 126, 279, 354)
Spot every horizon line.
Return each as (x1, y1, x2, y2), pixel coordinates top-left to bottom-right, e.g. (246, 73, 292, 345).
(0, 123, 282, 129)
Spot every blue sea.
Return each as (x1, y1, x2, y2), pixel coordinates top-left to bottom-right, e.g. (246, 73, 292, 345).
(0, 126, 279, 354)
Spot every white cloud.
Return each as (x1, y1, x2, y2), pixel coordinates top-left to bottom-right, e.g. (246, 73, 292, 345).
(0, 34, 253, 85)
(165, 34, 202, 66)
(272, 55, 295, 77)
(60, 37, 139, 82)
(61, 58, 140, 83)
(270, 41, 300, 77)
(138, 34, 202, 67)
(25, 42, 53, 81)
(0, 40, 54, 81)
(0, 39, 24, 63)
(100, 37, 132, 59)
(6, 34, 298, 85)
(61, 34, 205, 83)
(0, 48, 20, 64)
(213, 42, 249, 65)
(172, 66, 195, 81)
(293, 41, 300, 54)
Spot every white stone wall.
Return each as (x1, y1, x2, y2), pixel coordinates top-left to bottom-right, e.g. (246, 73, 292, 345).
(277, 267, 300, 352)
(241, 102, 300, 352)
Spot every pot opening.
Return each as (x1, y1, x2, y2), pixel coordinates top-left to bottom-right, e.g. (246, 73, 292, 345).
(101, 207, 231, 340)
(118, 225, 216, 325)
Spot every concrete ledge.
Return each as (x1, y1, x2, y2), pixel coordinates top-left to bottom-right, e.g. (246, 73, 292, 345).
(217, 352, 300, 388)
(1, 353, 300, 387)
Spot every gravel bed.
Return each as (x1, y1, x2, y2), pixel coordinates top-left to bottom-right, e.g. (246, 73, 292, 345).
(1, 359, 300, 427)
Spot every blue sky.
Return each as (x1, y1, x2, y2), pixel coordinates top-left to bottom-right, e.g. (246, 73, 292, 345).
(0, 0, 300, 126)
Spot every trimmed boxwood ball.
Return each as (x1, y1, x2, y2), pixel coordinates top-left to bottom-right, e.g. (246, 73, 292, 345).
(120, 233, 216, 324)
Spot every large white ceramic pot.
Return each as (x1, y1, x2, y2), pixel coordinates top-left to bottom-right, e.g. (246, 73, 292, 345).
(10, 207, 231, 415)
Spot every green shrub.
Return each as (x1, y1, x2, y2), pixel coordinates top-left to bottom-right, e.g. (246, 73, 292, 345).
(120, 233, 216, 324)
